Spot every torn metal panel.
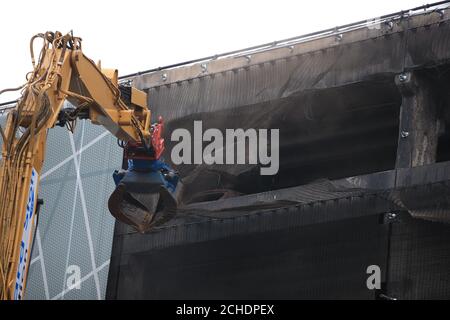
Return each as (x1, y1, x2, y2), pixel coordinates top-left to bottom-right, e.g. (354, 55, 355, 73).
(107, 161, 450, 299)
(112, 161, 450, 251)
(124, 9, 450, 202)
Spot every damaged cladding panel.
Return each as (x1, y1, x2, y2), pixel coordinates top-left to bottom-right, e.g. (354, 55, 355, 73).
(104, 6, 450, 299)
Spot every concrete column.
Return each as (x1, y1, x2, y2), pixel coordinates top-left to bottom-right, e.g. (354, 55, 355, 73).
(394, 72, 439, 168)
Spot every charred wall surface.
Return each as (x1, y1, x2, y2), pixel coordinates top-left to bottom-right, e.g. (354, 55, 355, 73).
(132, 9, 450, 198)
(107, 6, 450, 299)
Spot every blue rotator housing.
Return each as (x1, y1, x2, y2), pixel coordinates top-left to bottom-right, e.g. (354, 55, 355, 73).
(109, 158, 182, 233)
(113, 159, 179, 194)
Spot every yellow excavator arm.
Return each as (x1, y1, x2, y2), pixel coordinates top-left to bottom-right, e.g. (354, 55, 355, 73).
(0, 31, 180, 300)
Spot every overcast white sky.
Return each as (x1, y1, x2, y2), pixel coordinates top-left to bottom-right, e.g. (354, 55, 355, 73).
(0, 0, 432, 102)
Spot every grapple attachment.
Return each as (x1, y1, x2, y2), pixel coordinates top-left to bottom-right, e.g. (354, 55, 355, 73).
(108, 162, 182, 233)
(108, 118, 182, 233)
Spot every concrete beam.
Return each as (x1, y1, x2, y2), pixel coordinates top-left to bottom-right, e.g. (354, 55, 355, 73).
(395, 72, 439, 168)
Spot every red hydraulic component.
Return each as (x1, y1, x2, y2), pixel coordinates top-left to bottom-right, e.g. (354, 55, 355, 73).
(151, 116, 165, 160)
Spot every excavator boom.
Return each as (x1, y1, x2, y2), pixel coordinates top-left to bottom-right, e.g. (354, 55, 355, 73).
(0, 31, 180, 300)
